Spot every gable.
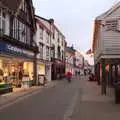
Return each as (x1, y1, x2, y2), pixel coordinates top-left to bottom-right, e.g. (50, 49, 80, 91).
(0, 0, 22, 13)
(96, 2, 120, 20)
(18, 0, 32, 23)
(106, 6, 120, 19)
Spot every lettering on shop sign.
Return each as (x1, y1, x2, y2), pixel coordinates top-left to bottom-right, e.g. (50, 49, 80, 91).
(7, 45, 34, 56)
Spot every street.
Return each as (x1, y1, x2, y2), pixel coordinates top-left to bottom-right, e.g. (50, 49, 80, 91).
(1, 76, 120, 120)
(0, 77, 82, 120)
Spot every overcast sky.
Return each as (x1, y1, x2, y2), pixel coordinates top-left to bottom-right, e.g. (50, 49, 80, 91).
(33, 0, 119, 52)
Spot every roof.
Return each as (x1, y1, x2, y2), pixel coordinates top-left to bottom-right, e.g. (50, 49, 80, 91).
(0, 0, 22, 13)
(96, 2, 120, 20)
(65, 47, 76, 55)
(35, 17, 52, 34)
(35, 15, 65, 38)
(35, 15, 50, 22)
(93, 2, 120, 51)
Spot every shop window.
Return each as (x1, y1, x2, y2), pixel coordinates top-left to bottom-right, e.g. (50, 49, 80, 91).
(0, 59, 34, 87)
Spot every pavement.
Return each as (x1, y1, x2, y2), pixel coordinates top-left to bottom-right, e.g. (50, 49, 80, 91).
(72, 76, 120, 120)
(0, 80, 58, 108)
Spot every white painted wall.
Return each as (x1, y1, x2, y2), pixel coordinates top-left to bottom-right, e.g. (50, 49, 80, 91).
(35, 16, 66, 61)
(35, 22, 51, 61)
(75, 51, 84, 68)
(94, 4, 120, 62)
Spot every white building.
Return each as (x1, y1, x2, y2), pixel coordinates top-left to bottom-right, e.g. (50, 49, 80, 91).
(65, 46, 75, 74)
(50, 20, 66, 80)
(93, 2, 120, 94)
(74, 51, 84, 75)
(35, 16, 66, 81)
(35, 16, 52, 82)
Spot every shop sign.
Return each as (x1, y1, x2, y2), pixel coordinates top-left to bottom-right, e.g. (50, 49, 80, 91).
(0, 42, 35, 59)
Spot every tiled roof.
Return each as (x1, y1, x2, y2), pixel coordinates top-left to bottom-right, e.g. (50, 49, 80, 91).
(66, 47, 75, 54)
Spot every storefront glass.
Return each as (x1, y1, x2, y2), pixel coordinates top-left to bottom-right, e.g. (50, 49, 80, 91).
(0, 57, 34, 87)
(37, 64, 45, 75)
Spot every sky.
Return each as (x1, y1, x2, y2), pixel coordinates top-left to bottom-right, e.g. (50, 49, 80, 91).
(33, 0, 119, 63)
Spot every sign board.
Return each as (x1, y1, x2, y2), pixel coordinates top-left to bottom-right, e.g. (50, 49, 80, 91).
(105, 64, 110, 72)
(38, 75, 45, 85)
(0, 42, 35, 59)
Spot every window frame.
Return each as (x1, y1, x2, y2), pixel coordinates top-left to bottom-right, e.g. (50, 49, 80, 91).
(40, 27, 43, 40)
(46, 46, 50, 60)
(0, 8, 6, 34)
(39, 43, 44, 59)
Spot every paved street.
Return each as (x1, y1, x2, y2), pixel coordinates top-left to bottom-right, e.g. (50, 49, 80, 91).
(0, 77, 82, 120)
(1, 76, 120, 120)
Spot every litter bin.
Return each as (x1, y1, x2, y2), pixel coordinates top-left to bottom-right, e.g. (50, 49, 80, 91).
(114, 82, 120, 104)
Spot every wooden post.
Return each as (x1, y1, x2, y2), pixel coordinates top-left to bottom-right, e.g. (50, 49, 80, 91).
(115, 65, 118, 83)
(94, 64, 97, 82)
(98, 62, 100, 85)
(101, 59, 106, 95)
(110, 64, 113, 86)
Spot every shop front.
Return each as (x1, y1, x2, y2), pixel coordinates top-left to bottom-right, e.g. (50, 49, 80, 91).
(51, 58, 65, 80)
(37, 60, 51, 85)
(0, 42, 35, 92)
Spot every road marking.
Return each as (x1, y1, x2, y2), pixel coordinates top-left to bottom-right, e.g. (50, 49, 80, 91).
(64, 91, 79, 120)
(0, 89, 42, 111)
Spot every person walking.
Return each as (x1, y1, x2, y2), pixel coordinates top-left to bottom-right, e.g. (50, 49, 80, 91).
(66, 71, 72, 83)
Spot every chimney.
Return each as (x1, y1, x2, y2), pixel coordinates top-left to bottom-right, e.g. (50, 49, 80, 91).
(49, 19, 54, 24)
(71, 44, 74, 49)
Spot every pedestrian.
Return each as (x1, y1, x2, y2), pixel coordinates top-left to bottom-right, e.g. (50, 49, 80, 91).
(66, 71, 72, 83)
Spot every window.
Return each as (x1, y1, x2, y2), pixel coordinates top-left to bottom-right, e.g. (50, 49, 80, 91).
(105, 20, 118, 31)
(0, 8, 6, 35)
(26, 27, 30, 45)
(51, 44, 55, 58)
(57, 46, 61, 59)
(40, 28, 43, 40)
(57, 32, 59, 43)
(12, 18, 30, 45)
(46, 46, 49, 60)
(62, 51, 64, 60)
(46, 32, 49, 43)
(53, 33, 55, 39)
(19, 21, 26, 43)
(39, 43, 43, 59)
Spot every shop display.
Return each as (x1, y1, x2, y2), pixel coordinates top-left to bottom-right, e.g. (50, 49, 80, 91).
(0, 58, 34, 88)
